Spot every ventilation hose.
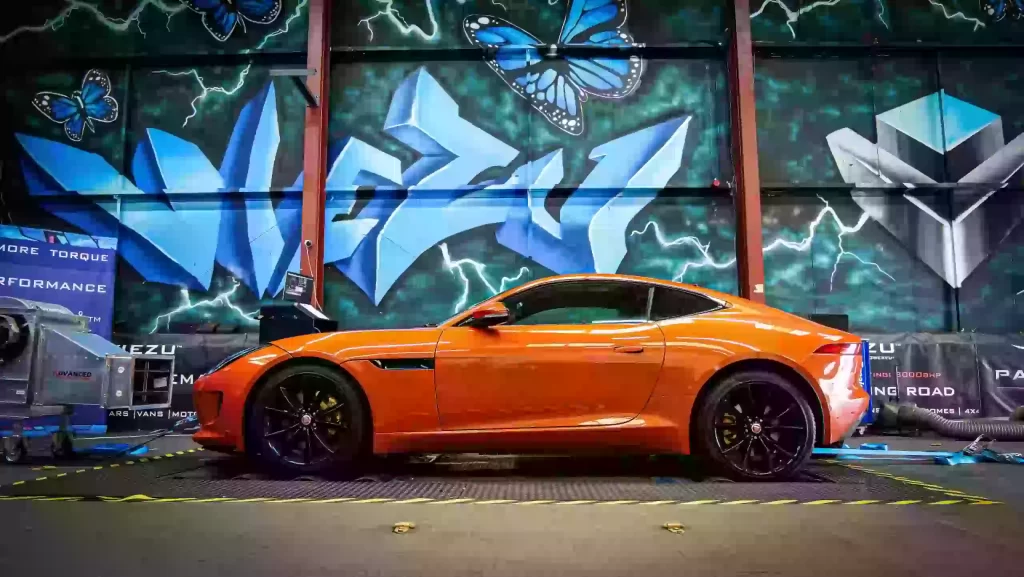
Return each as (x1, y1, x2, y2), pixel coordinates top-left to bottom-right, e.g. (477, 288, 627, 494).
(894, 403, 1024, 441)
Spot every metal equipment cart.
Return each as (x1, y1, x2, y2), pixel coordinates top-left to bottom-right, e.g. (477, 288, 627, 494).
(0, 297, 175, 463)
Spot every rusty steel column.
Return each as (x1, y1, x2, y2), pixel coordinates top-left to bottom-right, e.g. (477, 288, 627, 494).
(729, 0, 766, 303)
(300, 0, 331, 308)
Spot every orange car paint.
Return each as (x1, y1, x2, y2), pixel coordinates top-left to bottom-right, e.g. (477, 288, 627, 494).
(193, 274, 869, 456)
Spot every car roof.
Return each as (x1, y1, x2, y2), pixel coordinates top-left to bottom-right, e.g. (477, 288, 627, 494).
(498, 273, 736, 302)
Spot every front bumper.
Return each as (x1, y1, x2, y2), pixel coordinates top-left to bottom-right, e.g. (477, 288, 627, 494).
(192, 344, 291, 453)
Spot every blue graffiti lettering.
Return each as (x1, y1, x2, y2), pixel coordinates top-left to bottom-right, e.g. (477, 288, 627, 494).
(17, 67, 693, 304)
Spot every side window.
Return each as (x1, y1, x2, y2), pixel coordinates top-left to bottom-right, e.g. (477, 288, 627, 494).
(503, 282, 650, 326)
(650, 287, 721, 321)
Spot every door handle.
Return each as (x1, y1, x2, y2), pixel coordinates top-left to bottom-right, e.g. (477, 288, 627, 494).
(614, 345, 644, 354)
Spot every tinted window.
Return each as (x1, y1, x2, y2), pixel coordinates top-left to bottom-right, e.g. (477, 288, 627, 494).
(503, 281, 650, 326)
(650, 287, 721, 321)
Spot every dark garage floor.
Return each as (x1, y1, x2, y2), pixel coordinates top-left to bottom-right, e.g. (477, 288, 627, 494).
(1, 434, 1023, 577)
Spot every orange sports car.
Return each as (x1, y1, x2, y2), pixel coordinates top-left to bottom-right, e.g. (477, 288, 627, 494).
(193, 274, 869, 480)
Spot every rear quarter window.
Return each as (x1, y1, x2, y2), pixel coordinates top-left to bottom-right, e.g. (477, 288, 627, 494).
(650, 287, 722, 321)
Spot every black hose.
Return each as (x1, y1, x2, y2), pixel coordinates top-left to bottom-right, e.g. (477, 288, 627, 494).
(897, 404, 1024, 441)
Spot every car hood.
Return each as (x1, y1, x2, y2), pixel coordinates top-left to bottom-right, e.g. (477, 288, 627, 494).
(268, 327, 445, 362)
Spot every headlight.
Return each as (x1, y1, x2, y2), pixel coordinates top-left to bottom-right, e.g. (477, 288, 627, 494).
(205, 345, 265, 376)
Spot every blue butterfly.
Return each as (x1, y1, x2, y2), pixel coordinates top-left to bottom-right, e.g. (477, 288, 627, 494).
(982, 0, 1024, 20)
(182, 0, 282, 42)
(32, 69, 119, 143)
(463, 0, 645, 136)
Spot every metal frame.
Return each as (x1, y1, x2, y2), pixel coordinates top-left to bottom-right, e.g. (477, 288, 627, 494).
(299, 0, 331, 309)
(728, 0, 766, 303)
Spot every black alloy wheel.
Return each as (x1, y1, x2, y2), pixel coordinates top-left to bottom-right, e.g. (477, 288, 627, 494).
(697, 370, 816, 481)
(249, 364, 367, 474)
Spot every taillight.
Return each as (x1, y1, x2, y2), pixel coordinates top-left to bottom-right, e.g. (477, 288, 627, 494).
(814, 342, 861, 355)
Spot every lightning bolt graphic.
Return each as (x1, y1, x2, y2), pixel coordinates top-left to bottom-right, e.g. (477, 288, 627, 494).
(0, 0, 186, 45)
(750, 0, 842, 38)
(439, 243, 531, 313)
(358, 0, 507, 43)
(926, 0, 986, 30)
(630, 196, 895, 291)
(152, 64, 252, 128)
(255, 0, 309, 50)
(149, 279, 259, 334)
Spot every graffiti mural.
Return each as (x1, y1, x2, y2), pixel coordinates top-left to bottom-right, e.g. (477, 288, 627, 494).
(756, 55, 1024, 333)
(1, 0, 1020, 345)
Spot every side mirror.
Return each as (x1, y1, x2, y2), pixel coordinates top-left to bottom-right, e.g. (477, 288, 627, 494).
(466, 302, 510, 329)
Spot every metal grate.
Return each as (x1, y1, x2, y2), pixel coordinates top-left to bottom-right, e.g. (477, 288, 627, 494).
(131, 357, 173, 407)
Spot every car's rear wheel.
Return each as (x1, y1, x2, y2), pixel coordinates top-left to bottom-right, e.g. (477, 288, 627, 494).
(696, 370, 816, 481)
(248, 364, 367, 474)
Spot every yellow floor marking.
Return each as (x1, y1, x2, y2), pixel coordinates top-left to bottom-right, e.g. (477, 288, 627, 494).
(556, 500, 596, 505)
(638, 500, 677, 505)
(190, 497, 236, 503)
(150, 498, 197, 503)
(761, 500, 799, 505)
(888, 500, 921, 505)
(803, 500, 842, 505)
(473, 499, 518, 505)
(928, 500, 963, 505)
(428, 498, 474, 504)
(677, 500, 718, 505)
(720, 500, 760, 505)
(12, 481, 25, 486)
(843, 500, 881, 505)
(391, 498, 436, 504)
(968, 500, 1001, 505)
(229, 498, 272, 503)
(266, 498, 312, 503)
(35, 477, 48, 482)
(350, 498, 394, 504)
(596, 500, 640, 505)
(516, 500, 556, 505)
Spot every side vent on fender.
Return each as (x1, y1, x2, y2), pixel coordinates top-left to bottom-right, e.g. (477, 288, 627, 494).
(370, 358, 435, 371)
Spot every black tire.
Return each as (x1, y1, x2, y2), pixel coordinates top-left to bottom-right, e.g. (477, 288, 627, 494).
(695, 370, 816, 481)
(3, 439, 27, 464)
(51, 432, 75, 460)
(247, 364, 368, 475)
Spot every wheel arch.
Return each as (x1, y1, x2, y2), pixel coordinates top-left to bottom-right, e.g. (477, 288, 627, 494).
(688, 358, 826, 450)
(242, 356, 374, 456)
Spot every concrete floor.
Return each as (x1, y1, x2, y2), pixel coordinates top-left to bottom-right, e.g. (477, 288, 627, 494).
(1, 500, 1022, 577)
(2, 432, 1024, 577)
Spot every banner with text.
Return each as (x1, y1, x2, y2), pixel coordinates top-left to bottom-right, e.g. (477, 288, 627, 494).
(107, 332, 259, 431)
(0, 225, 117, 338)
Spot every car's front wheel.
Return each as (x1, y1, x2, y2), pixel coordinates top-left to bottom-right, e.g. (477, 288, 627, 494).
(248, 364, 367, 474)
(695, 370, 816, 481)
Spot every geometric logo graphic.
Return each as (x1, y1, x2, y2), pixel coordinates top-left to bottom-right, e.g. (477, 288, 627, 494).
(828, 90, 1024, 287)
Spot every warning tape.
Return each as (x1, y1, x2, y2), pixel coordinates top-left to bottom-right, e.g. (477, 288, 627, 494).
(831, 461, 998, 503)
(0, 495, 1000, 506)
(0, 448, 204, 490)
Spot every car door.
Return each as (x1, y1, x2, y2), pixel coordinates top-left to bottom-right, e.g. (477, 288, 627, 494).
(434, 280, 666, 430)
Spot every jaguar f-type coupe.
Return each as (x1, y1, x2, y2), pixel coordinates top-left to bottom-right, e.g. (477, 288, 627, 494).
(194, 274, 869, 480)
